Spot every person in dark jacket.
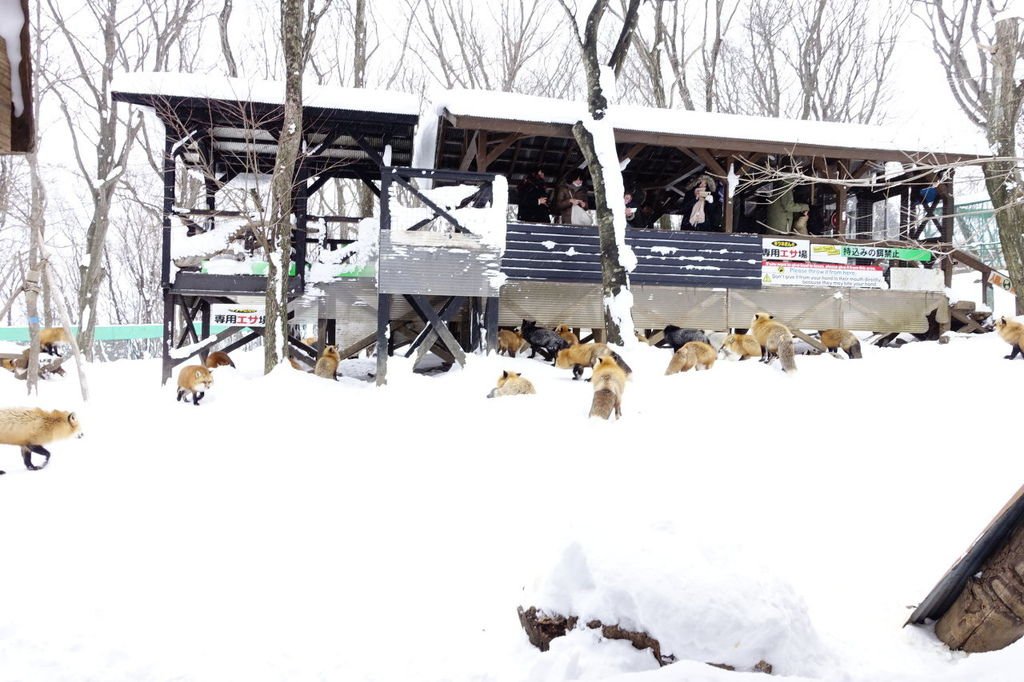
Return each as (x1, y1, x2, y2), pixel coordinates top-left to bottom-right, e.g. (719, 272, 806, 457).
(681, 174, 721, 231)
(551, 170, 589, 224)
(516, 166, 551, 223)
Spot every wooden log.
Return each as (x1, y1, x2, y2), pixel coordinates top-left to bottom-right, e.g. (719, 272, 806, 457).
(935, 521, 1024, 652)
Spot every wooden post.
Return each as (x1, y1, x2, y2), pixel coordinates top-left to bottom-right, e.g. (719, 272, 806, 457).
(723, 156, 734, 233)
(936, 521, 1024, 652)
(836, 185, 848, 238)
(0, 37, 12, 152)
(375, 294, 390, 386)
(942, 180, 955, 288)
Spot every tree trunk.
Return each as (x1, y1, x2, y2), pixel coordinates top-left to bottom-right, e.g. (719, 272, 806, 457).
(985, 18, 1024, 315)
(569, 0, 638, 346)
(264, 0, 305, 372)
(25, 152, 46, 394)
(353, 0, 375, 217)
(219, 0, 239, 77)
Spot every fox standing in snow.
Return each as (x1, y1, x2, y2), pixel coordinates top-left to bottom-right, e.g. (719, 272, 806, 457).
(995, 316, 1024, 360)
(555, 324, 580, 346)
(589, 355, 626, 420)
(176, 364, 213, 405)
(204, 351, 235, 369)
(719, 333, 761, 361)
(750, 312, 797, 373)
(665, 341, 717, 374)
(659, 325, 710, 351)
(487, 370, 536, 398)
(819, 329, 862, 359)
(39, 327, 70, 356)
(555, 342, 611, 379)
(0, 407, 82, 474)
(314, 345, 341, 380)
(497, 329, 528, 357)
(521, 319, 570, 362)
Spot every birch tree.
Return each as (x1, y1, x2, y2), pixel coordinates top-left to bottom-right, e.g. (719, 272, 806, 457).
(558, 0, 642, 345)
(263, 0, 332, 371)
(921, 0, 1024, 314)
(43, 0, 204, 360)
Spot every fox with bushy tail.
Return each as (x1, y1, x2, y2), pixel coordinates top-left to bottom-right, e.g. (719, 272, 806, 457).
(589, 355, 626, 419)
(0, 408, 82, 474)
(819, 329, 862, 359)
(995, 316, 1024, 360)
(750, 313, 797, 373)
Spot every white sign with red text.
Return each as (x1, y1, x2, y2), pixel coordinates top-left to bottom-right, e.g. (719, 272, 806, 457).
(762, 261, 887, 289)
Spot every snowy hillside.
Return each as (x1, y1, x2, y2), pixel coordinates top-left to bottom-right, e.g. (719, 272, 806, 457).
(1, 330, 1023, 682)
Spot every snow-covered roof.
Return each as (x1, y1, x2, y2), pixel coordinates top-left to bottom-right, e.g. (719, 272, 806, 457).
(111, 72, 421, 118)
(430, 88, 989, 162)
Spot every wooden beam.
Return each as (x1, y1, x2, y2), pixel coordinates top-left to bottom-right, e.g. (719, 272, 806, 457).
(836, 184, 848, 237)
(482, 133, 524, 169)
(693, 148, 727, 177)
(792, 329, 827, 353)
(619, 143, 647, 162)
(459, 130, 479, 171)
(475, 130, 488, 172)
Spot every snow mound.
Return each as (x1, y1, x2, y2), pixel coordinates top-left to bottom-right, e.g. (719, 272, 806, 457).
(527, 523, 834, 676)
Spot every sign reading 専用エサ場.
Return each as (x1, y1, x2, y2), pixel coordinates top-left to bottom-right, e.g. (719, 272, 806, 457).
(762, 238, 809, 261)
(762, 261, 887, 289)
(211, 304, 266, 327)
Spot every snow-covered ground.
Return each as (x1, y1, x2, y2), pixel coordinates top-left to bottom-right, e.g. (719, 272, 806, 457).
(1, 312, 1023, 681)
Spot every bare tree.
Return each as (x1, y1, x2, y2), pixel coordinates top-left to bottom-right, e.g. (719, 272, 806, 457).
(628, 0, 901, 122)
(404, 0, 567, 93)
(558, 0, 642, 345)
(43, 0, 205, 360)
(264, 0, 328, 371)
(921, 0, 1024, 314)
(219, 0, 240, 77)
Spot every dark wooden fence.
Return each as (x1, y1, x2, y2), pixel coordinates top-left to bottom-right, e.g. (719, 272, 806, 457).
(502, 223, 762, 289)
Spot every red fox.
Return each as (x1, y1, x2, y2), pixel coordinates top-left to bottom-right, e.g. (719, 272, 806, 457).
(995, 316, 1024, 360)
(555, 342, 610, 379)
(819, 329, 862, 359)
(487, 370, 536, 398)
(0, 407, 82, 474)
(555, 324, 580, 346)
(665, 341, 717, 374)
(314, 345, 341, 380)
(498, 329, 528, 357)
(750, 312, 797, 372)
(176, 364, 213, 406)
(589, 355, 626, 420)
(720, 333, 761, 360)
(39, 327, 70, 356)
(1, 349, 28, 372)
(204, 351, 235, 369)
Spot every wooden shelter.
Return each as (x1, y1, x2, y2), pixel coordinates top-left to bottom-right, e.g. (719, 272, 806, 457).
(113, 76, 1001, 384)
(421, 90, 994, 339)
(112, 73, 422, 383)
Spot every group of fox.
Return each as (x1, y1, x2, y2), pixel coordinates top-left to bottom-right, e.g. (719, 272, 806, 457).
(487, 313, 869, 420)
(3, 316, 1023, 474)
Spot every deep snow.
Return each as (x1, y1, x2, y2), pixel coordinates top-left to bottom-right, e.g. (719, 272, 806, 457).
(1, 320, 1023, 682)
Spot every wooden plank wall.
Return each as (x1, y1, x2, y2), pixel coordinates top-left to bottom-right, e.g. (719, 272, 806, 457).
(503, 223, 762, 289)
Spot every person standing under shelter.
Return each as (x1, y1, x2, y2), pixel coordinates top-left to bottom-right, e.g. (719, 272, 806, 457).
(551, 169, 589, 224)
(765, 184, 809, 235)
(516, 166, 551, 223)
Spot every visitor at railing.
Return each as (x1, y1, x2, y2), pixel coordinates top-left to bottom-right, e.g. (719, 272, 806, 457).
(765, 183, 809, 235)
(551, 169, 589, 225)
(681, 174, 720, 231)
(515, 166, 551, 224)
